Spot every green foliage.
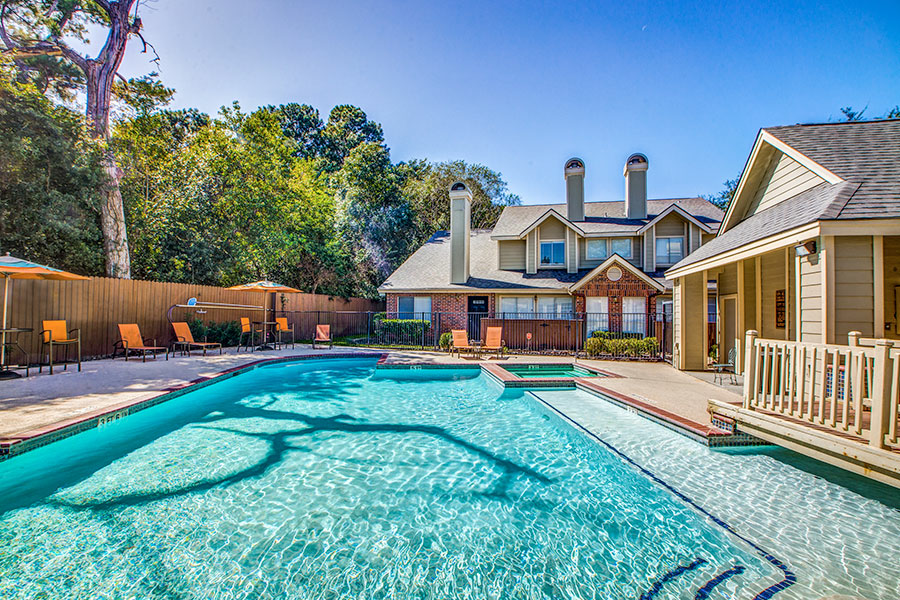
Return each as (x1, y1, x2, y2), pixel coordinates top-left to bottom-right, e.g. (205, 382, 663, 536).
(186, 319, 241, 347)
(703, 177, 739, 211)
(583, 335, 659, 358)
(0, 63, 104, 273)
(374, 317, 431, 343)
(439, 331, 452, 350)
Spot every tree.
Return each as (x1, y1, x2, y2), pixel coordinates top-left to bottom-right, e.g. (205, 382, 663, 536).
(1, 0, 157, 278)
(399, 159, 520, 245)
(703, 177, 739, 211)
(0, 60, 104, 273)
(318, 104, 384, 171)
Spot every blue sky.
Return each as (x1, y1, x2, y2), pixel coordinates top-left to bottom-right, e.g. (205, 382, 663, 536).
(114, 0, 900, 205)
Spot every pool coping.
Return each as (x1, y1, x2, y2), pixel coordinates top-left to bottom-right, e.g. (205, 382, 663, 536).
(480, 362, 620, 388)
(0, 352, 385, 461)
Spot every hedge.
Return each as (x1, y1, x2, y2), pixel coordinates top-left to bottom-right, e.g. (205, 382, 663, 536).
(187, 319, 242, 347)
(583, 336, 659, 357)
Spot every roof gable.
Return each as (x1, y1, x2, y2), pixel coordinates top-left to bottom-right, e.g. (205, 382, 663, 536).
(720, 130, 843, 233)
(569, 254, 665, 293)
(637, 203, 715, 234)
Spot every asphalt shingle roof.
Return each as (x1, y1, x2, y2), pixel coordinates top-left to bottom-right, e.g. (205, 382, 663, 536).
(669, 119, 900, 273)
(491, 198, 723, 237)
(765, 119, 900, 219)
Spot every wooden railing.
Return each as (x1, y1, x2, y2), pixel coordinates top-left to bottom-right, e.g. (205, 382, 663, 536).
(742, 330, 900, 449)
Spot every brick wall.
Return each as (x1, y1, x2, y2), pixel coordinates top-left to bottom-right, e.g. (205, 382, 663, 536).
(574, 265, 659, 331)
(386, 292, 496, 332)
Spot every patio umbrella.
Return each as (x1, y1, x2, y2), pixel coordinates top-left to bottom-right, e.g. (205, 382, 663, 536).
(226, 280, 302, 343)
(0, 254, 89, 375)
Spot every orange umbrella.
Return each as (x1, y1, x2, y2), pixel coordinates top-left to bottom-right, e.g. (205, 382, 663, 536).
(226, 280, 302, 324)
(0, 253, 89, 372)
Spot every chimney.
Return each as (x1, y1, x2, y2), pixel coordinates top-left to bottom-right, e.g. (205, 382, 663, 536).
(449, 181, 472, 284)
(624, 153, 648, 219)
(564, 158, 585, 222)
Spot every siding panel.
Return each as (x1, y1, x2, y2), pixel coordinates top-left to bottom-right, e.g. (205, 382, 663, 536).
(498, 240, 526, 270)
(747, 152, 826, 216)
(834, 235, 874, 338)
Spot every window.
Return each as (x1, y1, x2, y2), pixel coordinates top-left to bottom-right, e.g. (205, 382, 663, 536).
(499, 296, 534, 318)
(585, 239, 608, 260)
(656, 237, 684, 265)
(622, 296, 647, 334)
(610, 238, 632, 258)
(537, 296, 574, 318)
(397, 296, 431, 319)
(585, 296, 609, 333)
(539, 241, 565, 266)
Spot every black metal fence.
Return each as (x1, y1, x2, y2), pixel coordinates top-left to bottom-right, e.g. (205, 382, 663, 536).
(226, 310, 670, 360)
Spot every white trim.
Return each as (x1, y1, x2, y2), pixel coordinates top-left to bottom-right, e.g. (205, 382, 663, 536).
(636, 203, 715, 234)
(665, 222, 821, 279)
(538, 238, 566, 268)
(568, 254, 665, 293)
(719, 130, 844, 234)
(515, 208, 585, 240)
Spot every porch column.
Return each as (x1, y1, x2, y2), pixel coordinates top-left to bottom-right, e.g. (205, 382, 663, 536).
(677, 271, 707, 370)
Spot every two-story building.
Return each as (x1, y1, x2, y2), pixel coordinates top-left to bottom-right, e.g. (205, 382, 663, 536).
(378, 155, 723, 341)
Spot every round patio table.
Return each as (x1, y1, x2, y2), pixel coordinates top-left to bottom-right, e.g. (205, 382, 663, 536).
(0, 327, 32, 379)
(252, 321, 278, 351)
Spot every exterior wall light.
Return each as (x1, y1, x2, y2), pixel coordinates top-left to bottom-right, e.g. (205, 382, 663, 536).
(794, 240, 817, 256)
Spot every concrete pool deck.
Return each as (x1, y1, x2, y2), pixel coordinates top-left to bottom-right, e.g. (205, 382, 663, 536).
(0, 349, 743, 455)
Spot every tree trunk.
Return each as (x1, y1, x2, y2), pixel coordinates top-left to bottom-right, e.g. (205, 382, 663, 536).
(85, 32, 131, 278)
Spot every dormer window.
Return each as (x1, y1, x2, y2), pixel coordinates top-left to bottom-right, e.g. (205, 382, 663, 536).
(656, 236, 684, 265)
(539, 240, 565, 266)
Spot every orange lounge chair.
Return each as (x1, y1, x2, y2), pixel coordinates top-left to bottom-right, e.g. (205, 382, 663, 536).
(115, 324, 168, 362)
(482, 326, 505, 359)
(313, 324, 332, 349)
(171, 321, 222, 356)
(450, 329, 474, 358)
(39, 319, 81, 374)
(275, 317, 295, 349)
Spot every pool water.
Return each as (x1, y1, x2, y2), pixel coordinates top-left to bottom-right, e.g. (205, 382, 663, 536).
(503, 364, 602, 378)
(0, 358, 897, 599)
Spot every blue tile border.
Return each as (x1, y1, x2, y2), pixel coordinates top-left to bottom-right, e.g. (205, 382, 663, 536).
(529, 393, 796, 600)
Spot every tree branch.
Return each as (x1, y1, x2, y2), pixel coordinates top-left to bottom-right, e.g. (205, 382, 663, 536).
(93, 0, 112, 16)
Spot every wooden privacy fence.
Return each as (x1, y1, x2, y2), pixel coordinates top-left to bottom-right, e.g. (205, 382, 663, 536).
(742, 330, 900, 450)
(5, 277, 382, 361)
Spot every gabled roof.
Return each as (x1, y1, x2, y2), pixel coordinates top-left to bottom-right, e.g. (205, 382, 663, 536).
(569, 254, 666, 293)
(636, 203, 716, 234)
(491, 197, 723, 239)
(720, 119, 900, 232)
(513, 208, 584, 240)
(377, 230, 587, 293)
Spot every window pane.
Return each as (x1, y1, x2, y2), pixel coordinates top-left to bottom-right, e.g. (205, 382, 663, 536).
(552, 242, 565, 265)
(586, 239, 607, 260)
(500, 297, 517, 314)
(611, 238, 631, 258)
(398, 296, 414, 319)
(670, 237, 683, 261)
(413, 296, 431, 316)
(540, 242, 553, 265)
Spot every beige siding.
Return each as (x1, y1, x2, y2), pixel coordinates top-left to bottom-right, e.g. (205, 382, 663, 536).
(799, 253, 822, 342)
(834, 235, 874, 338)
(526, 230, 537, 274)
(690, 223, 702, 253)
(718, 263, 738, 296)
(759, 251, 788, 339)
(644, 229, 655, 272)
(746, 152, 825, 216)
(631, 237, 642, 268)
(743, 259, 757, 336)
(655, 213, 686, 237)
(567, 229, 578, 273)
(539, 217, 566, 240)
(498, 240, 526, 270)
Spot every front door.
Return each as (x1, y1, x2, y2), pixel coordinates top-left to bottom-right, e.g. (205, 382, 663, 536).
(467, 296, 489, 340)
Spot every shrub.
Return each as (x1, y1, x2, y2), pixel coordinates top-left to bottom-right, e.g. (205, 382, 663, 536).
(439, 332, 452, 350)
(584, 337, 605, 356)
(374, 318, 431, 344)
(187, 319, 241, 347)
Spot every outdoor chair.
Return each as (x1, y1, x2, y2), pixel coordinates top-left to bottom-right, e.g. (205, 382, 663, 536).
(450, 329, 475, 358)
(275, 317, 295, 349)
(713, 346, 738, 385)
(482, 326, 505, 359)
(171, 321, 222, 357)
(114, 324, 168, 362)
(238, 317, 266, 352)
(39, 320, 81, 375)
(312, 324, 333, 349)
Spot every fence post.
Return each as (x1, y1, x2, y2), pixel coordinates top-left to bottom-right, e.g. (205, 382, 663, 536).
(367, 312, 371, 345)
(743, 330, 759, 409)
(869, 340, 892, 448)
(848, 330, 861, 346)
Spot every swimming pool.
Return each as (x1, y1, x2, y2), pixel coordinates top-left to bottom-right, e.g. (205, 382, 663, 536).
(0, 358, 897, 599)
(501, 363, 604, 378)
